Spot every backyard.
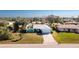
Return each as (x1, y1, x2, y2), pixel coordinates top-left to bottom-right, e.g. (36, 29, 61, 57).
(0, 33, 43, 44)
(53, 31, 79, 44)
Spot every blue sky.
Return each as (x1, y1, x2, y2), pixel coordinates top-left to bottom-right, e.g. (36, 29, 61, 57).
(0, 10, 79, 17)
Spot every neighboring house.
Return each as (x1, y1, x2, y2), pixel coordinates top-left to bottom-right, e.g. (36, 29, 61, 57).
(56, 24, 79, 33)
(32, 22, 36, 24)
(36, 21, 42, 24)
(64, 21, 78, 25)
(7, 21, 14, 27)
(32, 21, 42, 24)
(0, 20, 8, 25)
(33, 24, 52, 34)
(61, 18, 73, 22)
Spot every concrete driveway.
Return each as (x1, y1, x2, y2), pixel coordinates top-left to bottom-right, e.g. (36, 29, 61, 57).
(43, 34, 57, 44)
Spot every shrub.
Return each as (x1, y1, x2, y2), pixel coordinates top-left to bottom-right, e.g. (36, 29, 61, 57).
(0, 29, 14, 40)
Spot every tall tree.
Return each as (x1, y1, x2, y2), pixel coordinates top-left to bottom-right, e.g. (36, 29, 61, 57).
(13, 21, 19, 32)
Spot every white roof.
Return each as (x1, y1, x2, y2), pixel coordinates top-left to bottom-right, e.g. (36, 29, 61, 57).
(33, 24, 51, 30)
(33, 24, 52, 33)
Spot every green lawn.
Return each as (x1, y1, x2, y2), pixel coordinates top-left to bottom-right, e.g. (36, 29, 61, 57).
(53, 31, 79, 44)
(0, 33, 43, 44)
(16, 33, 43, 44)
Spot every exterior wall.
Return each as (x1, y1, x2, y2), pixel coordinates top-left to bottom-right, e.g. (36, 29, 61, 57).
(64, 28, 68, 31)
(57, 28, 77, 33)
(57, 28, 64, 31)
(75, 29, 79, 33)
(69, 29, 75, 32)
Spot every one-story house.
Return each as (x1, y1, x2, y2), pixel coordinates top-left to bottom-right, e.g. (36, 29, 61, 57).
(20, 24, 52, 34)
(56, 24, 79, 33)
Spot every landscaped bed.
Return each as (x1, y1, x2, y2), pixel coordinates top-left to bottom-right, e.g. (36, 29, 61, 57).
(0, 33, 43, 44)
(53, 31, 79, 44)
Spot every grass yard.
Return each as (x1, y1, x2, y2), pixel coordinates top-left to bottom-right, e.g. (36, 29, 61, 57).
(16, 33, 43, 44)
(53, 31, 79, 44)
(0, 33, 43, 44)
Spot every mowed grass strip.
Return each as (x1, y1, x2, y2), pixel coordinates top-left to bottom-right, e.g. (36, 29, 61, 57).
(53, 31, 79, 44)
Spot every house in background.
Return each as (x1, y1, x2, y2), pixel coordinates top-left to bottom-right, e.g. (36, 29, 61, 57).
(56, 24, 79, 33)
(7, 21, 14, 27)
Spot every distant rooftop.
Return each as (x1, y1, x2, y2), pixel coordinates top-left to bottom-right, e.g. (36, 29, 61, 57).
(57, 24, 79, 29)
